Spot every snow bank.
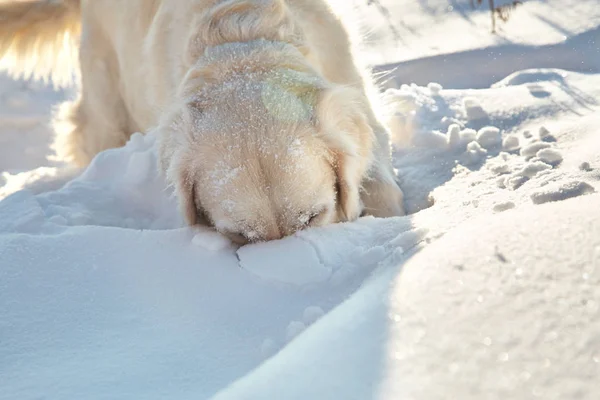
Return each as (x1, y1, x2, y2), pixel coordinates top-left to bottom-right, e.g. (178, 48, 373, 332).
(2, 63, 600, 399)
(212, 193, 600, 400)
(0, 108, 427, 400)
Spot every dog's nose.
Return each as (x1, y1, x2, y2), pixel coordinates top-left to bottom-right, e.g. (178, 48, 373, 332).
(263, 229, 282, 242)
(261, 223, 283, 242)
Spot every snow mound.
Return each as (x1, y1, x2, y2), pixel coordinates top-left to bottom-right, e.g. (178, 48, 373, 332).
(536, 148, 563, 165)
(502, 135, 520, 151)
(427, 82, 443, 96)
(0, 100, 432, 399)
(520, 142, 552, 159)
(463, 97, 488, 122)
(492, 68, 569, 88)
(461, 141, 487, 166)
(476, 126, 501, 149)
(530, 180, 596, 205)
(492, 201, 516, 213)
(2, 66, 600, 399)
(210, 194, 600, 400)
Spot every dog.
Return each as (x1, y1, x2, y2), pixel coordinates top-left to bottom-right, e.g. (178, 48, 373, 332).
(0, 0, 405, 243)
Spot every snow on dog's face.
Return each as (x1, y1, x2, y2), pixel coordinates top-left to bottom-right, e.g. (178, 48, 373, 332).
(159, 72, 374, 243)
(190, 132, 338, 244)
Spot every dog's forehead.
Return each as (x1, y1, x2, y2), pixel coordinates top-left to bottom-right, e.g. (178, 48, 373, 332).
(199, 142, 332, 221)
(189, 76, 321, 143)
(200, 123, 327, 171)
(203, 139, 325, 195)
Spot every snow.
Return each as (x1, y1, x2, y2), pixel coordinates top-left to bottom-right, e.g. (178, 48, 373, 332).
(530, 180, 596, 205)
(476, 126, 502, 149)
(302, 306, 325, 325)
(463, 98, 489, 122)
(459, 128, 477, 143)
(192, 228, 233, 252)
(285, 321, 307, 341)
(2, 1, 600, 399)
(492, 201, 516, 213)
(461, 140, 488, 166)
(536, 148, 564, 165)
(238, 236, 330, 286)
(211, 193, 600, 400)
(502, 134, 520, 151)
(520, 141, 552, 159)
(517, 161, 552, 178)
(579, 161, 592, 172)
(446, 123, 461, 148)
(427, 81, 443, 96)
(354, 0, 600, 87)
(538, 126, 552, 140)
(353, 0, 600, 64)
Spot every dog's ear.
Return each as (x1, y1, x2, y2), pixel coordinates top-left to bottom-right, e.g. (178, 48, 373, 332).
(315, 86, 374, 221)
(178, 66, 215, 114)
(170, 154, 212, 226)
(156, 121, 207, 226)
(175, 164, 202, 225)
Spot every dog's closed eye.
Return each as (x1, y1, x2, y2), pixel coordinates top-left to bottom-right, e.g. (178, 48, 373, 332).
(302, 206, 328, 228)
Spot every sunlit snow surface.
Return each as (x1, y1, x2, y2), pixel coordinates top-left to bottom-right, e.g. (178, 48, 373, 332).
(1, 0, 600, 399)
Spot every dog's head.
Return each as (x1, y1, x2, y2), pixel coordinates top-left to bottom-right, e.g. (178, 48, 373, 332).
(158, 68, 374, 244)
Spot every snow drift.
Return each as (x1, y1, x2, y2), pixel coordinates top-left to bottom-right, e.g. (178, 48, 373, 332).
(1, 0, 600, 398)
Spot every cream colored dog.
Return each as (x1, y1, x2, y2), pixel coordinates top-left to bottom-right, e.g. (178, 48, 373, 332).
(0, 0, 404, 243)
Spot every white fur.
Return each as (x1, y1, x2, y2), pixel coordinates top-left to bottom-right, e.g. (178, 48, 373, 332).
(0, 0, 405, 242)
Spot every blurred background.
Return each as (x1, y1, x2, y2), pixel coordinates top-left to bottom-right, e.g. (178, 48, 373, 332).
(350, 0, 600, 88)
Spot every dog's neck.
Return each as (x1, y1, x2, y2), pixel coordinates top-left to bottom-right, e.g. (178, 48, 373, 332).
(176, 0, 329, 119)
(180, 38, 325, 105)
(203, 39, 311, 78)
